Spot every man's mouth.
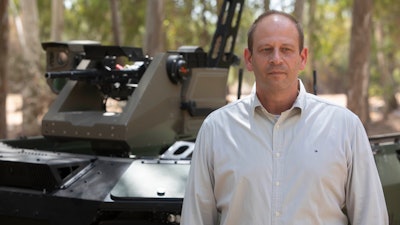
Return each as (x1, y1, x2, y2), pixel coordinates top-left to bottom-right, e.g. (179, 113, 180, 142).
(268, 71, 285, 75)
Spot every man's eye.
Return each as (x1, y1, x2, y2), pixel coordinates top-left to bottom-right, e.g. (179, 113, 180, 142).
(282, 48, 291, 52)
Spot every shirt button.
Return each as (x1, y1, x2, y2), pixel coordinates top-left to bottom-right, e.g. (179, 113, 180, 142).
(275, 152, 280, 157)
(275, 211, 281, 217)
(275, 181, 280, 186)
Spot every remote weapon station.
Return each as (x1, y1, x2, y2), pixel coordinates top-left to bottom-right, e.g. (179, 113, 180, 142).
(1, 0, 400, 224)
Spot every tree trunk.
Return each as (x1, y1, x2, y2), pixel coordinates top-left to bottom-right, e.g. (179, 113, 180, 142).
(347, 0, 372, 126)
(20, 0, 48, 136)
(110, 0, 122, 45)
(304, 0, 317, 93)
(264, 0, 270, 10)
(51, 0, 64, 41)
(144, 0, 164, 56)
(374, 20, 398, 117)
(293, 0, 305, 25)
(0, 0, 9, 139)
(386, 52, 399, 112)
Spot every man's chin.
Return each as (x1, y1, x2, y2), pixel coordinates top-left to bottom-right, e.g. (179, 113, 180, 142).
(267, 73, 286, 80)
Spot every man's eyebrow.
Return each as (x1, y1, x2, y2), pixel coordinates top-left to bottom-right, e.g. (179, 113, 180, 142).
(257, 44, 296, 49)
(281, 43, 296, 47)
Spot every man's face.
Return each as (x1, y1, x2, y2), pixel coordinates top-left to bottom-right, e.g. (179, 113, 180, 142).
(244, 14, 307, 93)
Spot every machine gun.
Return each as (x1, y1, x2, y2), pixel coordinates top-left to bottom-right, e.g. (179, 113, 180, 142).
(44, 45, 147, 101)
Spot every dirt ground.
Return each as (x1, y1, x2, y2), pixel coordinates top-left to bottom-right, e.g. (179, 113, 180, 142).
(5, 93, 400, 139)
(366, 105, 400, 136)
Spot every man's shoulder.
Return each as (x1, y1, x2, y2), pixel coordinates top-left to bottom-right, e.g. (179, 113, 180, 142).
(305, 93, 359, 119)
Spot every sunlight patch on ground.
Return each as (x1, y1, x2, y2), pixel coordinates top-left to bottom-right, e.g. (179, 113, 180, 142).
(6, 94, 22, 138)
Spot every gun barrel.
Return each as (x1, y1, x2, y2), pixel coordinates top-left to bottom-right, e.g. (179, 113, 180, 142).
(45, 70, 99, 79)
(45, 69, 143, 82)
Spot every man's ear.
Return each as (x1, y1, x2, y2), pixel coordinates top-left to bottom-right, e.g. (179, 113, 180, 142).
(299, 47, 308, 70)
(244, 48, 253, 71)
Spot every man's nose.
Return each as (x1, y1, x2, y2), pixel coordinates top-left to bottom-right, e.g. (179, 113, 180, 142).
(269, 49, 283, 64)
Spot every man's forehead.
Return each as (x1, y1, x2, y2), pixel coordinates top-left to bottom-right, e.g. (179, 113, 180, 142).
(262, 13, 292, 25)
(255, 15, 296, 36)
(254, 15, 300, 49)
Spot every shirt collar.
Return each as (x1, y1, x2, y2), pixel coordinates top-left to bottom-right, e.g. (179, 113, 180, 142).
(293, 79, 307, 111)
(250, 79, 307, 117)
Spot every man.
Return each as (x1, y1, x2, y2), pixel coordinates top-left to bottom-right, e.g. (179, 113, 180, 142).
(181, 10, 388, 225)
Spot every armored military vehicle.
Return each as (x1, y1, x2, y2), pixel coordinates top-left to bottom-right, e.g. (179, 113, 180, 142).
(0, 0, 399, 224)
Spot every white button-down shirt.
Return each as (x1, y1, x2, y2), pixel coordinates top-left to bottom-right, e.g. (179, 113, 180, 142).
(181, 80, 388, 225)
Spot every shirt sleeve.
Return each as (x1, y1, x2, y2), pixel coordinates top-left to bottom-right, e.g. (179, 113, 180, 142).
(345, 116, 389, 225)
(181, 119, 219, 225)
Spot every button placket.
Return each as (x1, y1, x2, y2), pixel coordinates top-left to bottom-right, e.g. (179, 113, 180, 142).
(272, 121, 284, 224)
